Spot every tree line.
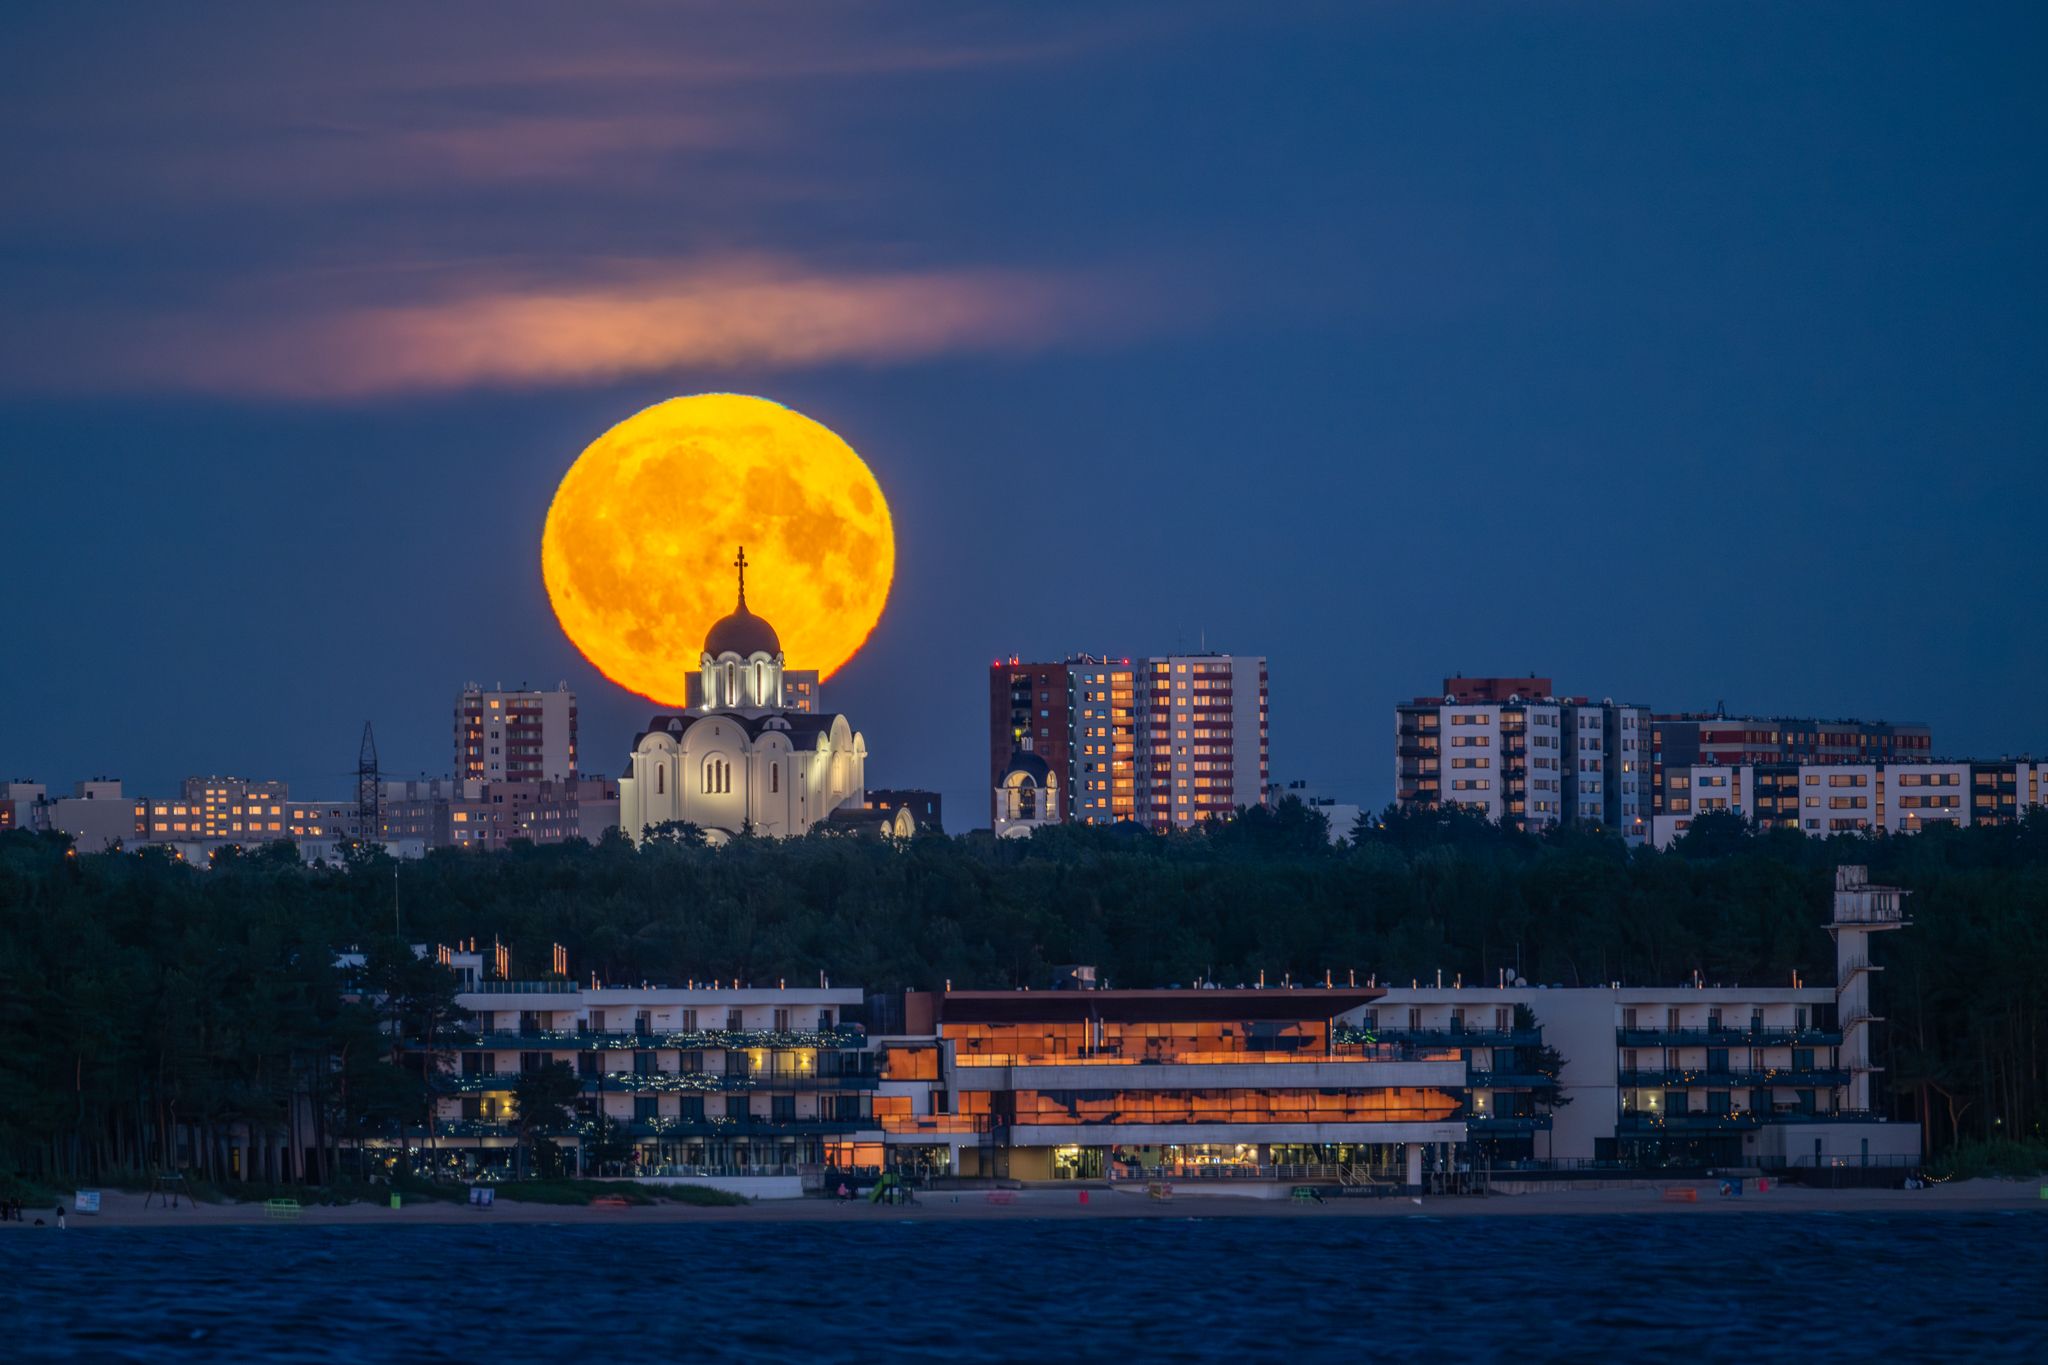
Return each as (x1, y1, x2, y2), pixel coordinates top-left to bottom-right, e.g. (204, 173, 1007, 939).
(2, 803, 2043, 1183)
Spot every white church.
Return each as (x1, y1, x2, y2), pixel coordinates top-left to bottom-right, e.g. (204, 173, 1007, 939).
(617, 549, 905, 844)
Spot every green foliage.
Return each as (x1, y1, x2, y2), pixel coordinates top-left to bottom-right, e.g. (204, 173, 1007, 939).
(1925, 1140, 2048, 1180)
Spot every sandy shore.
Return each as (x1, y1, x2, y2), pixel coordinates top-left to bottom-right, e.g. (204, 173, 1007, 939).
(4, 1178, 2041, 1229)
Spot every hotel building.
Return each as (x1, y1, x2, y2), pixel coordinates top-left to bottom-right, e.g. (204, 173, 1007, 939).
(414, 957, 879, 1176)
(455, 684, 578, 784)
(873, 980, 1466, 1191)
(1350, 867, 1920, 1169)
(1394, 677, 1651, 836)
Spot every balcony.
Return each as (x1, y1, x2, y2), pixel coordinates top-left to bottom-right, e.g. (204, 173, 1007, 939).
(1344, 1027, 1543, 1048)
(1617, 1070, 1849, 1090)
(434, 1027, 869, 1052)
(1616, 1027, 1843, 1048)
(1465, 1071, 1559, 1090)
(1617, 1112, 1763, 1133)
(585, 1071, 879, 1093)
(1466, 1113, 1553, 1133)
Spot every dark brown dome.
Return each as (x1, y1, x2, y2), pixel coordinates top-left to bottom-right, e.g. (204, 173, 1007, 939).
(705, 602, 781, 658)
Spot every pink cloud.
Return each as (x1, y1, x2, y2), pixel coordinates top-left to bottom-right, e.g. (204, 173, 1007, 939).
(65, 257, 1123, 400)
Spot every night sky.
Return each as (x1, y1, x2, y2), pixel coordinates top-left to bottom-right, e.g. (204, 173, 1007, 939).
(3, 3, 2043, 825)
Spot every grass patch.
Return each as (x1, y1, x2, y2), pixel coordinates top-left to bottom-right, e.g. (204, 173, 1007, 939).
(492, 1179, 747, 1207)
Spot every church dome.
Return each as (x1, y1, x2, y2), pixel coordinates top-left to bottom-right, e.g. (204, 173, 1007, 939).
(703, 545, 782, 658)
(705, 602, 780, 658)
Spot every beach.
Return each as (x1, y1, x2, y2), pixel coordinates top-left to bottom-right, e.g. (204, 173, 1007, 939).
(9, 1177, 2041, 1229)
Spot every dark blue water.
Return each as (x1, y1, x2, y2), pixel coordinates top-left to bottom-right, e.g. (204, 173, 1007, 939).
(2, 1213, 2042, 1362)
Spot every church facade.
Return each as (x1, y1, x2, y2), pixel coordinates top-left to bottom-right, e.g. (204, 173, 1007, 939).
(617, 551, 874, 844)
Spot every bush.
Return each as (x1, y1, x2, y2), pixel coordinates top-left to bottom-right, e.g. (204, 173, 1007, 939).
(1927, 1139, 2048, 1180)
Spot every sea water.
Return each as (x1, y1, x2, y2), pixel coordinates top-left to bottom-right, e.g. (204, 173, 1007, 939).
(1, 1212, 2041, 1361)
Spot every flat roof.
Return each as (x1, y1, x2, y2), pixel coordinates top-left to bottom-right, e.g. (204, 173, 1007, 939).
(931, 988, 1383, 1025)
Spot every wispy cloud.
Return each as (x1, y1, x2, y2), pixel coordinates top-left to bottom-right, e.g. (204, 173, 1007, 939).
(23, 256, 1133, 400)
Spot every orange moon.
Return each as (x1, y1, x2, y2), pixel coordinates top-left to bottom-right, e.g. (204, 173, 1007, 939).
(541, 394, 894, 705)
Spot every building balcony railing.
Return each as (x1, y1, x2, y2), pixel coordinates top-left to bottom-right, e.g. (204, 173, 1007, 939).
(1466, 1113, 1553, 1133)
(1618, 1109, 1884, 1133)
(952, 1044, 1458, 1068)
(1616, 1027, 1843, 1048)
(1465, 1071, 1560, 1090)
(586, 1072, 880, 1094)
(1617, 1069, 1849, 1090)
(1342, 1027, 1543, 1048)
(1617, 1112, 1763, 1132)
(432, 1027, 869, 1052)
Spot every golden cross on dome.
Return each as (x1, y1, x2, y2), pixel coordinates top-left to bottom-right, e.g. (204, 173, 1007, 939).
(734, 545, 748, 604)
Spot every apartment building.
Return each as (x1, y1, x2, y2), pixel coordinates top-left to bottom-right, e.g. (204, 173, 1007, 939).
(874, 982, 1466, 1190)
(1651, 714, 1932, 814)
(382, 776, 619, 850)
(1351, 867, 1919, 1169)
(455, 684, 578, 784)
(37, 779, 138, 852)
(1136, 655, 1268, 831)
(414, 960, 877, 1177)
(1394, 677, 1650, 836)
(990, 653, 1268, 833)
(1651, 758, 2046, 847)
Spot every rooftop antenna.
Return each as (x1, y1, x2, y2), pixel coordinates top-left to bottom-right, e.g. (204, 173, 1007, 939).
(356, 722, 382, 846)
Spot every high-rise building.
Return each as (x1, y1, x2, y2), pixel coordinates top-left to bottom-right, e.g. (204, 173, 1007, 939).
(1395, 677, 1650, 836)
(991, 652, 1267, 833)
(1136, 655, 1268, 831)
(1067, 657, 1136, 825)
(455, 684, 578, 783)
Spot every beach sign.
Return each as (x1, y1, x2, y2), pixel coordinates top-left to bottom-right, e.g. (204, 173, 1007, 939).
(74, 1190, 101, 1214)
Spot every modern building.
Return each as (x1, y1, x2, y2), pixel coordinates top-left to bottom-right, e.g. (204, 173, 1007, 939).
(382, 776, 619, 849)
(1395, 677, 1650, 836)
(618, 552, 868, 843)
(1266, 779, 1362, 844)
(456, 684, 578, 784)
(1650, 713, 1932, 814)
(1347, 866, 1920, 1170)
(0, 781, 45, 832)
(40, 779, 138, 852)
(1650, 758, 2047, 846)
(1067, 656, 1137, 825)
(991, 652, 1267, 833)
(872, 980, 1466, 1190)
(414, 958, 878, 1178)
(1136, 655, 1269, 831)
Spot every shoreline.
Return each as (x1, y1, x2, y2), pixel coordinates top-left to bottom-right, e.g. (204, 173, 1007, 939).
(6, 1179, 2041, 1229)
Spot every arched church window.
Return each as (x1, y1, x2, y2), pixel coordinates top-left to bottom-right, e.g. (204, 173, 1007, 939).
(725, 662, 737, 705)
(656, 765, 664, 796)
(770, 763, 780, 794)
(754, 662, 764, 704)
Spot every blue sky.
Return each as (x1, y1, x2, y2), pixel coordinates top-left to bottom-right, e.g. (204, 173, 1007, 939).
(2, 2, 2043, 824)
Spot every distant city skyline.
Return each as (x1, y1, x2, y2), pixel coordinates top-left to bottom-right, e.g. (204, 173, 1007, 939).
(4, 4, 2043, 830)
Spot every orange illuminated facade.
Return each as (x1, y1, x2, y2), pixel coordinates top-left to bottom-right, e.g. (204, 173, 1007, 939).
(876, 986, 1467, 1185)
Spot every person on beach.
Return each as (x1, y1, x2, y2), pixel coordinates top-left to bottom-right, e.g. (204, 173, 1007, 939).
(55, 1204, 66, 1229)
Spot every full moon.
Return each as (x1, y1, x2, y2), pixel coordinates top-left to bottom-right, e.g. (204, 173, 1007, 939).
(542, 394, 895, 705)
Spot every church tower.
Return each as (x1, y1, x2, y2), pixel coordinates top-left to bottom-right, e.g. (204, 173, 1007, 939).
(699, 546, 785, 715)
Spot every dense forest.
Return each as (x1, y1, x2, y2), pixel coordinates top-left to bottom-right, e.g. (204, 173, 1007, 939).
(2, 803, 2044, 1184)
